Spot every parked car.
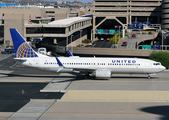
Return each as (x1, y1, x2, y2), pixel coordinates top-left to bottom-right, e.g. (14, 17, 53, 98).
(1, 48, 15, 54)
(101, 38, 104, 41)
(121, 41, 127, 46)
(132, 34, 136, 37)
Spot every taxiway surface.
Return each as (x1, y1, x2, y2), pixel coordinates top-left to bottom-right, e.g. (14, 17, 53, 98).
(1, 54, 169, 120)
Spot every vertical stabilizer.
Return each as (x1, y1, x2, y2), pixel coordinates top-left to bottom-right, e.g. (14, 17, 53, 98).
(10, 28, 38, 58)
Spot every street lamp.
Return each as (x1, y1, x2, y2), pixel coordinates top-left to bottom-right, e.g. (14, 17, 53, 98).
(115, 34, 118, 48)
(162, 30, 164, 51)
(119, 26, 121, 40)
(91, 29, 94, 41)
(71, 35, 74, 54)
(66, 36, 68, 56)
(115, 25, 121, 40)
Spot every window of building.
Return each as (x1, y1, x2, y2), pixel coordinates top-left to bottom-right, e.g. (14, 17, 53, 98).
(46, 11, 55, 13)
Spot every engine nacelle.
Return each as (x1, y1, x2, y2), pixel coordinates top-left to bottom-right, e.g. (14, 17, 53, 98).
(94, 70, 111, 78)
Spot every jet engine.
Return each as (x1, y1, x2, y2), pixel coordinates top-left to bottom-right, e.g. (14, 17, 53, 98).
(93, 70, 111, 78)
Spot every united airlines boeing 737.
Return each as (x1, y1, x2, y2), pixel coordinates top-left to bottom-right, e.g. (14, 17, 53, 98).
(10, 28, 165, 79)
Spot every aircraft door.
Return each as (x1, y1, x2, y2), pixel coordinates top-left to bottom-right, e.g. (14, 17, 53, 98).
(145, 62, 149, 69)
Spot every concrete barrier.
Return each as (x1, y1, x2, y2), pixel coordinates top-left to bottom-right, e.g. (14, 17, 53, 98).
(62, 90, 169, 101)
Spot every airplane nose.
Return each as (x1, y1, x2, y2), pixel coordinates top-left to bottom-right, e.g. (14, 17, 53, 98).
(161, 66, 166, 71)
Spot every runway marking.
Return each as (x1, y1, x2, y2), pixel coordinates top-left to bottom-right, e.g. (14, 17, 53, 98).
(71, 80, 169, 84)
(10, 63, 16, 68)
(0, 63, 4, 66)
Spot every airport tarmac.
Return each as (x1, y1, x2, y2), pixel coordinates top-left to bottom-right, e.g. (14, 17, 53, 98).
(1, 54, 169, 120)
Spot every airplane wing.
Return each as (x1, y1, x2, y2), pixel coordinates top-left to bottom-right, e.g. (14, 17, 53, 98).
(69, 67, 97, 73)
(56, 57, 96, 73)
(14, 58, 27, 62)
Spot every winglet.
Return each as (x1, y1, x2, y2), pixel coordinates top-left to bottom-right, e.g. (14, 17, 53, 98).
(56, 57, 63, 66)
(67, 50, 73, 57)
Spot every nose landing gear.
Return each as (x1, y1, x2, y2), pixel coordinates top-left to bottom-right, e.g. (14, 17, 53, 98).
(148, 74, 151, 79)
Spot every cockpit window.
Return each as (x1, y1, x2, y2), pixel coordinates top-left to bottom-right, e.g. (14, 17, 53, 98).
(153, 62, 161, 65)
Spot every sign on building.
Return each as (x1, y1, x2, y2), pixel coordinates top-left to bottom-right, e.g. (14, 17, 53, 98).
(109, 29, 116, 34)
(136, 22, 143, 29)
(128, 24, 135, 29)
(97, 29, 115, 34)
(104, 29, 109, 34)
(142, 45, 151, 50)
(97, 29, 104, 34)
(151, 45, 160, 50)
(143, 22, 151, 26)
(132, 22, 139, 27)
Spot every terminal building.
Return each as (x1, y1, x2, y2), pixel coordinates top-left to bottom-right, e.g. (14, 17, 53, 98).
(25, 17, 92, 47)
(162, 0, 169, 29)
(93, 0, 162, 40)
(0, 6, 91, 47)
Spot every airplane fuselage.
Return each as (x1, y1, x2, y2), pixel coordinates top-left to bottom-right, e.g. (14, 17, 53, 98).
(15, 57, 165, 76)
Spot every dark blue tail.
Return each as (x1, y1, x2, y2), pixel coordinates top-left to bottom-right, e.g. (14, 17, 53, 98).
(10, 28, 38, 58)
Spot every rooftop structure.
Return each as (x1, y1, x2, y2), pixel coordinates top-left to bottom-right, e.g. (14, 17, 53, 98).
(25, 17, 92, 47)
(47, 17, 92, 27)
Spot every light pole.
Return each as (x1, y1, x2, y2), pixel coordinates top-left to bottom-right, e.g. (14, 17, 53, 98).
(119, 26, 121, 40)
(66, 37, 68, 56)
(115, 25, 121, 40)
(71, 35, 74, 54)
(115, 34, 118, 48)
(162, 30, 163, 51)
(91, 29, 93, 41)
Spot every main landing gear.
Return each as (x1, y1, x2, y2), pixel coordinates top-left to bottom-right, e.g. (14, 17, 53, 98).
(84, 73, 90, 79)
(148, 74, 151, 79)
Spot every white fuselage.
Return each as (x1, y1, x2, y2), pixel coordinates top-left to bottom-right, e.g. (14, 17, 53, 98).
(15, 57, 165, 75)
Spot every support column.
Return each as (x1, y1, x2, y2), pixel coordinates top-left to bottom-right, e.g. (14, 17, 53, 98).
(130, 0, 131, 24)
(135, 16, 137, 22)
(93, 16, 96, 41)
(147, 17, 149, 22)
(126, 16, 129, 24)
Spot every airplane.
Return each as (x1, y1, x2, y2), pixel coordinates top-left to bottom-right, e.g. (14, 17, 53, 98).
(10, 28, 166, 79)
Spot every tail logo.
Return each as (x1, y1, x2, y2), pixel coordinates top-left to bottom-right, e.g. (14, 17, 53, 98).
(16, 42, 38, 58)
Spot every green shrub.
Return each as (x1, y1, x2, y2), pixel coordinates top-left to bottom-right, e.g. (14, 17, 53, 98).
(77, 44, 83, 47)
(149, 51, 169, 69)
(82, 39, 91, 43)
(109, 35, 121, 45)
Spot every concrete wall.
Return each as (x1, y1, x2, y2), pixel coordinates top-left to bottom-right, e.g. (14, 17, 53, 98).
(162, 0, 169, 29)
(4, 13, 26, 45)
(0, 8, 70, 44)
(62, 90, 169, 101)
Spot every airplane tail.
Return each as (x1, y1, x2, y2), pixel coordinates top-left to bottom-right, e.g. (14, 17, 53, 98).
(10, 28, 38, 58)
